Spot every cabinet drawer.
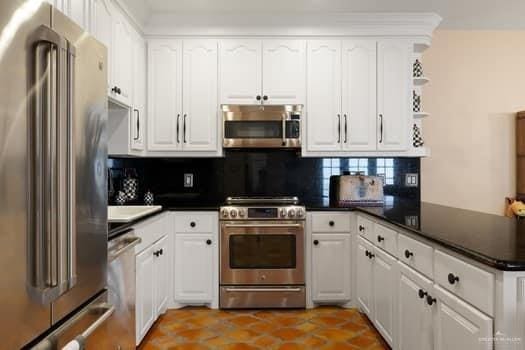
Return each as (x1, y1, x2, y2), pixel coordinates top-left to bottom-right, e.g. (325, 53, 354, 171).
(373, 223, 397, 255)
(357, 216, 374, 241)
(398, 234, 433, 278)
(311, 213, 350, 233)
(174, 212, 217, 233)
(133, 213, 171, 254)
(434, 250, 494, 316)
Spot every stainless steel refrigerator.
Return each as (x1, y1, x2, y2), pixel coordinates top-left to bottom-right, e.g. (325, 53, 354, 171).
(0, 1, 110, 348)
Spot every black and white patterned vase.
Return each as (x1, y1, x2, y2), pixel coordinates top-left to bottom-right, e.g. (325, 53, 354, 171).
(413, 59, 423, 77)
(115, 191, 127, 205)
(413, 124, 424, 147)
(413, 91, 421, 112)
(122, 176, 138, 201)
(144, 190, 154, 205)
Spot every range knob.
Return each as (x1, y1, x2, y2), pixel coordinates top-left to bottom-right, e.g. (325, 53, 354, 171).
(280, 208, 287, 218)
(296, 208, 304, 218)
(230, 209, 237, 218)
(238, 209, 245, 218)
(221, 208, 229, 218)
(288, 209, 296, 218)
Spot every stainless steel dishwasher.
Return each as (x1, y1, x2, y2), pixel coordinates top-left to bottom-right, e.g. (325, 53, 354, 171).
(107, 231, 141, 349)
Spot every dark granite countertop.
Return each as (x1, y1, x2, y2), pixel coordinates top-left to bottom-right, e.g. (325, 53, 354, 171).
(307, 197, 525, 271)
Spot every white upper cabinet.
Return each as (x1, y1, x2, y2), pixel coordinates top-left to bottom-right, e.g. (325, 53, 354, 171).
(219, 39, 262, 105)
(148, 40, 183, 151)
(91, 0, 113, 91)
(306, 40, 342, 152)
(130, 35, 146, 152)
(111, 11, 133, 106)
(182, 40, 219, 151)
(262, 40, 305, 105)
(311, 233, 351, 302)
(377, 40, 411, 151)
(342, 40, 377, 151)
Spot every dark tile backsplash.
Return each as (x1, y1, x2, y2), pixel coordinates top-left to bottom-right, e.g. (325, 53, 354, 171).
(108, 151, 420, 206)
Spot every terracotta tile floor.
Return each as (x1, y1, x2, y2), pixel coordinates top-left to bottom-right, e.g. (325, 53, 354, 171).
(139, 307, 390, 350)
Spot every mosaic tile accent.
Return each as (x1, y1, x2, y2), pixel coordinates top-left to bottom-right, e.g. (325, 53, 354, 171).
(138, 307, 389, 350)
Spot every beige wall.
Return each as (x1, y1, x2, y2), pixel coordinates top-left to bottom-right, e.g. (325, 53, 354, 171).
(421, 30, 525, 215)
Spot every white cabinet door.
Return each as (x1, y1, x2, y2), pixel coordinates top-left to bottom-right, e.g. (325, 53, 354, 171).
(398, 264, 434, 350)
(262, 40, 305, 105)
(182, 40, 218, 152)
(311, 233, 351, 302)
(68, 0, 91, 30)
(91, 0, 113, 93)
(174, 234, 214, 302)
(342, 40, 377, 151)
(111, 12, 133, 106)
(377, 40, 410, 151)
(130, 35, 146, 152)
(356, 236, 374, 316)
(153, 235, 169, 316)
(135, 245, 156, 345)
(372, 248, 397, 347)
(434, 286, 493, 350)
(219, 39, 261, 105)
(306, 40, 342, 152)
(148, 40, 183, 151)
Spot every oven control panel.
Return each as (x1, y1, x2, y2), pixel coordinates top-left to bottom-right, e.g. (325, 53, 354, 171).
(220, 206, 305, 220)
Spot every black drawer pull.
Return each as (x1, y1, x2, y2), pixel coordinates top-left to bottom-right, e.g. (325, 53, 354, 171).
(377, 235, 385, 243)
(329, 221, 335, 227)
(405, 250, 414, 259)
(359, 225, 365, 232)
(448, 273, 459, 285)
(418, 289, 427, 299)
(313, 240, 319, 246)
(368, 252, 375, 259)
(365, 250, 370, 257)
(426, 295, 436, 306)
(206, 239, 212, 245)
(190, 221, 196, 228)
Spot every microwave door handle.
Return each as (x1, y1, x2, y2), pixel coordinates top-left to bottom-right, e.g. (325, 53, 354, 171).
(223, 224, 303, 229)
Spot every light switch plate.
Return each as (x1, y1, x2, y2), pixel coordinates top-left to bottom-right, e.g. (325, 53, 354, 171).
(184, 173, 193, 188)
(405, 173, 419, 187)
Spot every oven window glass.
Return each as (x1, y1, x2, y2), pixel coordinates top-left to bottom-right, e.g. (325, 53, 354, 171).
(224, 121, 283, 139)
(229, 235, 296, 269)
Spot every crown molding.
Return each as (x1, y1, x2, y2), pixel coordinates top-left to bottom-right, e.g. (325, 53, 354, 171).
(144, 12, 442, 39)
(113, 0, 148, 34)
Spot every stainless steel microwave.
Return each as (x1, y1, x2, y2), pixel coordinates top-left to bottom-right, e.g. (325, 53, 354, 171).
(222, 105, 302, 149)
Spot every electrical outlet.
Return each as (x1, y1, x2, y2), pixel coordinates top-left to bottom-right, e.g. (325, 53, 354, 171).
(184, 173, 193, 188)
(405, 173, 419, 187)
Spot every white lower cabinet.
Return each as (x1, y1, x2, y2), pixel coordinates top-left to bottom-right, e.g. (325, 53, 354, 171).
(398, 263, 433, 350)
(372, 247, 397, 346)
(311, 233, 351, 302)
(135, 243, 156, 345)
(153, 235, 170, 315)
(356, 236, 374, 316)
(172, 212, 219, 307)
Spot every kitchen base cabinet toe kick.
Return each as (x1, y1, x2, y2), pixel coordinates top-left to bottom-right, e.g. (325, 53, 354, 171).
(307, 211, 525, 350)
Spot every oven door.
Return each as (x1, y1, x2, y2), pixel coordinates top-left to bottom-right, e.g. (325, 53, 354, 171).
(220, 221, 304, 285)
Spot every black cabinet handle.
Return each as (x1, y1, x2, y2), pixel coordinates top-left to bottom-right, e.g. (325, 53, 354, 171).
(159, 249, 163, 255)
(118, 87, 122, 94)
(329, 221, 335, 227)
(313, 240, 319, 246)
(111, 86, 118, 94)
(256, 95, 261, 101)
(426, 295, 436, 306)
(365, 250, 370, 257)
(448, 273, 459, 285)
(377, 235, 385, 243)
(337, 115, 341, 143)
(134, 109, 140, 141)
(405, 250, 414, 259)
(190, 221, 196, 228)
(183, 114, 187, 143)
(206, 239, 212, 245)
(379, 114, 383, 143)
(418, 289, 427, 299)
(153, 250, 159, 257)
(176, 114, 180, 143)
(344, 114, 348, 143)
(369, 252, 375, 259)
(263, 95, 268, 101)
(359, 225, 365, 232)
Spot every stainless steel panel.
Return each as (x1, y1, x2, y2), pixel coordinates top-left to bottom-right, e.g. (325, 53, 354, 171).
(0, 2, 53, 348)
(220, 286, 306, 309)
(220, 221, 305, 285)
(50, 8, 108, 324)
(106, 232, 141, 350)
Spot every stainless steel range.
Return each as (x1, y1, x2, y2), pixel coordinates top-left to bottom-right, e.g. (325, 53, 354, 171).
(220, 197, 306, 309)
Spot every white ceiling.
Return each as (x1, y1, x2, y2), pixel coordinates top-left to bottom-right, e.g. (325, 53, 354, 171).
(123, 0, 525, 30)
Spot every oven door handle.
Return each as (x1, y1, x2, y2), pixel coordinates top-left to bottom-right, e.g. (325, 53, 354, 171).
(224, 288, 303, 292)
(222, 224, 303, 229)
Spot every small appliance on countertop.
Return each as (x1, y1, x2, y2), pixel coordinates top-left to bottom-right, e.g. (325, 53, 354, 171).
(330, 172, 385, 207)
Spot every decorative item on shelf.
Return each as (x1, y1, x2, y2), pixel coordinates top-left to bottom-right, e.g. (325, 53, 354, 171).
(144, 190, 154, 205)
(413, 59, 423, 77)
(122, 168, 138, 201)
(413, 124, 424, 148)
(115, 191, 127, 205)
(413, 90, 421, 112)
